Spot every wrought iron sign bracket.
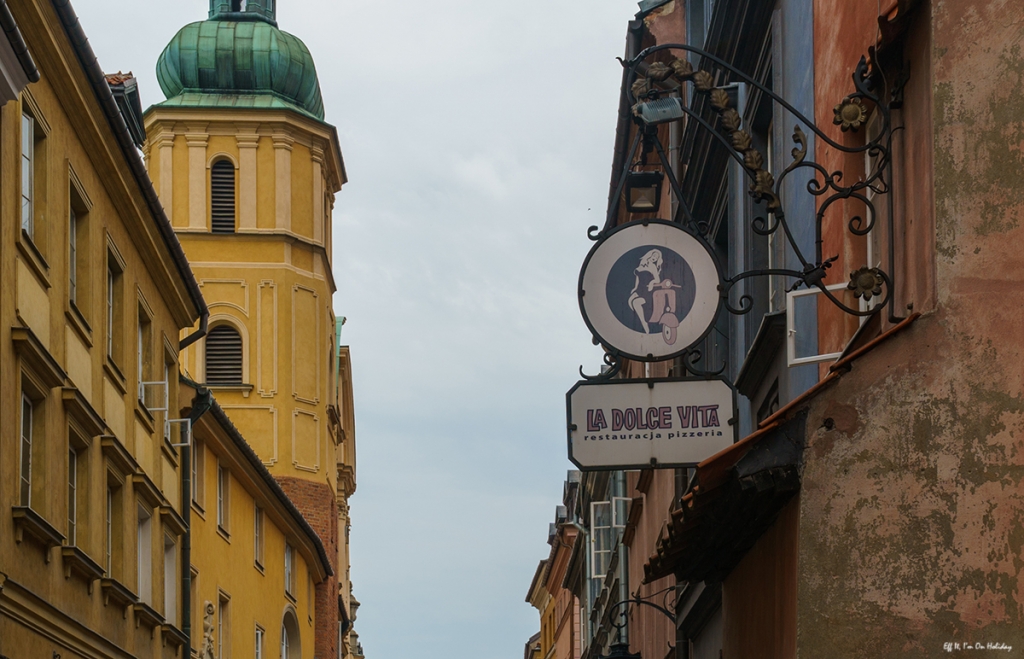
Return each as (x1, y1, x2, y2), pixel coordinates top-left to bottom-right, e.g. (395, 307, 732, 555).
(580, 44, 909, 381)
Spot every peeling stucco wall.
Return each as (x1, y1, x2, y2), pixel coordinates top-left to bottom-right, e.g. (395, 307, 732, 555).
(796, 0, 1024, 654)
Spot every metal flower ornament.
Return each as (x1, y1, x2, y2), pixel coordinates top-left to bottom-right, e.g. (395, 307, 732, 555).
(579, 42, 906, 380)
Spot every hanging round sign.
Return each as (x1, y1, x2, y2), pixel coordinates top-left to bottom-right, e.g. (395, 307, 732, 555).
(579, 220, 722, 361)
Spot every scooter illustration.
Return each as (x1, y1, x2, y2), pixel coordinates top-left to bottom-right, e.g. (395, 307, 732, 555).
(627, 249, 682, 346)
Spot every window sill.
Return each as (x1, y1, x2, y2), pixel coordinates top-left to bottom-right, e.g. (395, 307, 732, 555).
(285, 591, 296, 605)
(217, 525, 231, 543)
(104, 359, 127, 395)
(101, 434, 138, 478)
(160, 505, 187, 536)
(63, 387, 106, 438)
(16, 230, 51, 289)
(135, 403, 155, 435)
(101, 577, 137, 617)
(161, 437, 179, 467)
(12, 506, 65, 558)
(133, 472, 163, 509)
(191, 500, 206, 521)
(134, 601, 165, 634)
(61, 545, 104, 590)
(208, 383, 253, 398)
(66, 302, 93, 347)
(162, 623, 188, 649)
(12, 326, 67, 389)
(254, 560, 264, 575)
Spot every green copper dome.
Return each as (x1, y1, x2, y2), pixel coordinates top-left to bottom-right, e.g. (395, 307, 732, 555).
(156, 18, 325, 120)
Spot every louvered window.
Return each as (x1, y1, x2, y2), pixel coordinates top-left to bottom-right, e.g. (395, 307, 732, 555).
(210, 160, 236, 234)
(205, 325, 243, 385)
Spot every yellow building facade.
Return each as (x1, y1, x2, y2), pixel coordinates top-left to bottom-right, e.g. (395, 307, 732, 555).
(0, 0, 205, 657)
(0, 2, 348, 659)
(143, 1, 357, 657)
(183, 381, 330, 659)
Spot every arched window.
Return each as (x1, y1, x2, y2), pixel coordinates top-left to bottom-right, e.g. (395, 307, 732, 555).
(281, 610, 300, 659)
(205, 324, 243, 385)
(210, 160, 236, 234)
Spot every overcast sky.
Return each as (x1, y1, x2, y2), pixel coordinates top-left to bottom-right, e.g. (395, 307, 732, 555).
(80, 1, 630, 657)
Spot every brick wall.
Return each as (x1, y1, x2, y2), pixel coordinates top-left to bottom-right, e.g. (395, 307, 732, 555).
(277, 476, 339, 659)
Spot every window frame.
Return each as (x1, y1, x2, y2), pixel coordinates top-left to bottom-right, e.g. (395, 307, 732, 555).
(217, 461, 230, 535)
(68, 447, 78, 544)
(254, 503, 265, 569)
(164, 532, 178, 624)
(137, 502, 153, 604)
(284, 543, 295, 597)
(19, 393, 34, 507)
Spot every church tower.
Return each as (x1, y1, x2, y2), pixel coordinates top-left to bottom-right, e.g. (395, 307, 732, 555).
(144, 1, 357, 657)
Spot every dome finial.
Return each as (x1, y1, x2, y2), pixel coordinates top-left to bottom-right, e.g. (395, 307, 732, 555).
(209, 0, 277, 26)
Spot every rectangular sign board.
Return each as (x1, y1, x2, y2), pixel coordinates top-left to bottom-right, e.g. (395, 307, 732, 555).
(567, 377, 736, 470)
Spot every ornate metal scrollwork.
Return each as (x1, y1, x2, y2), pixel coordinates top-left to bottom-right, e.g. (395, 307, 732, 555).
(609, 44, 903, 323)
(607, 584, 685, 631)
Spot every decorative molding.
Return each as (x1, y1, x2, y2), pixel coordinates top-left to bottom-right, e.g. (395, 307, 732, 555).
(200, 279, 250, 316)
(62, 387, 106, 437)
(101, 435, 138, 477)
(12, 507, 65, 559)
(132, 472, 163, 509)
(61, 546, 104, 591)
(221, 405, 278, 466)
(13, 326, 67, 388)
(257, 280, 278, 397)
(160, 505, 187, 536)
(291, 285, 320, 405)
(101, 578, 136, 617)
(134, 601, 164, 636)
(21, 88, 51, 135)
(291, 409, 321, 473)
(68, 163, 94, 212)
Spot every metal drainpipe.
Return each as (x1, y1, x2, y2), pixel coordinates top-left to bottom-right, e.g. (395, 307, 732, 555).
(181, 386, 214, 652)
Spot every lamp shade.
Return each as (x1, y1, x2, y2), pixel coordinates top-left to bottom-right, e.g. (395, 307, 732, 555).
(625, 171, 664, 213)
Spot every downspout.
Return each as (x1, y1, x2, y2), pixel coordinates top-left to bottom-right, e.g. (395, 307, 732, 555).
(180, 313, 209, 350)
(181, 385, 214, 652)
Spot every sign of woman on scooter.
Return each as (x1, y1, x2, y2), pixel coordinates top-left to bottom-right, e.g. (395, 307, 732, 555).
(579, 220, 722, 361)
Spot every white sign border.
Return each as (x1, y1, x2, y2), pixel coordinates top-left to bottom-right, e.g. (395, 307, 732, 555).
(566, 376, 739, 471)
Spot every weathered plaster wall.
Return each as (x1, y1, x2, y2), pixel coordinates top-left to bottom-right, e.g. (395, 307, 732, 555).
(796, 3, 1024, 651)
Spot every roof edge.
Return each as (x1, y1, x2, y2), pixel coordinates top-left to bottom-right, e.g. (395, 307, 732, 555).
(182, 379, 334, 580)
(51, 0, 207, 326)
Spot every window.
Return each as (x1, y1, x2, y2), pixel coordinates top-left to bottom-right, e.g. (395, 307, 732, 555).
(210, 160, 236, 233)
(218, 593, 231, 659)
(192, 439, 206, 507)
(106, 487, 113, 572)
(281, 611, 301, 659)
(255, 626, 265, 659)
(137, 305, 153, 405)
(254, 504, 264, 568)
(217, 462, 229, 532)
(164, 534, 177, 623)
(68, 172, 91, 314)
(69, 208, 78, 302)
(106, 248, 125, 364)
(590, 501, 613, 578)
(19, 394, 33, 506)
(137, 504, 153, 603)
(206, 325, 243, 385)
(21, 113, 34, 238)
(68, 448, 78, 544)
(284, 544, 294, 596)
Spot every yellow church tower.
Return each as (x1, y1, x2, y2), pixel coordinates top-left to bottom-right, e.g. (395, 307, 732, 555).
(142, 1, 357, 657)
